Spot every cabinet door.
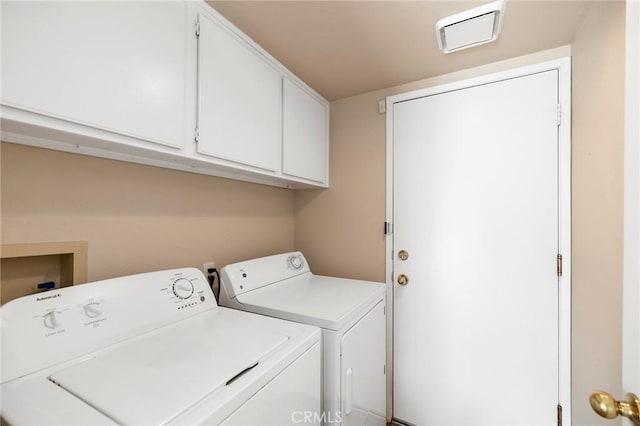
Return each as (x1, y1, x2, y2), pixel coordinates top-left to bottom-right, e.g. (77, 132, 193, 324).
(1, 1, 187, 148)
(197, 14, 281, 172)
(341, 301, 386, 426)
(282, 78, 329, 184)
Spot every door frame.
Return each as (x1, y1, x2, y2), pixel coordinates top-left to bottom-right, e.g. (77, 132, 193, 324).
(384, 57, 572, 425)
(623, 0, 639, 409)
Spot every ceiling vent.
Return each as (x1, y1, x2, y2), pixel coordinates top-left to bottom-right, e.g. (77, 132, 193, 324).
(436, 1, 505, 54)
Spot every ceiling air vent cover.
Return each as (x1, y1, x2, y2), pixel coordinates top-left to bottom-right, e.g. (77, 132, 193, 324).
(436, 1, 505, 54)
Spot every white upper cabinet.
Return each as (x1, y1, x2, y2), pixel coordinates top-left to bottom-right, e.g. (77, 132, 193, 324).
(1, 1, 188, 148)
(197, 13, 281, 172)
(1, 1, 329, 188)
(282, 78, 329, 184)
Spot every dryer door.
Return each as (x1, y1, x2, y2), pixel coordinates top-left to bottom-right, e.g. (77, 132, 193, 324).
(340, 301, 386, 426)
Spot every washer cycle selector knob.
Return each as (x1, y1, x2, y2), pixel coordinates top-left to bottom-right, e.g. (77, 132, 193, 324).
(43, 311, 59, 329)
(287, 254, 304, 271)
(172, 278, 194, 300)
(84, 302, 102, 318)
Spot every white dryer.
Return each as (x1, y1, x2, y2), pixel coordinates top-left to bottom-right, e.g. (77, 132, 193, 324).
(1, 268, 321, 425)
(220, 252, 386, 426)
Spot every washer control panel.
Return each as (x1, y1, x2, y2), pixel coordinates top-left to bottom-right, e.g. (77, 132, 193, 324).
(160, 271, 209, 311)
(1, 268, 215, 383)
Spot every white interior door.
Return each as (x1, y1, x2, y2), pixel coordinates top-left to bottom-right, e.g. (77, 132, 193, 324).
(392, 69, 565, 426)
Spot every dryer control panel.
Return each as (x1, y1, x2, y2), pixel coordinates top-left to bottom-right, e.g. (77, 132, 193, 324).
(220, 251, 311, 299)
(1, 268, 215, 384)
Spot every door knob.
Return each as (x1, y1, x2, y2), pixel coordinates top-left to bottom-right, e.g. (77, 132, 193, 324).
(397, 274, 409, 286)
(589, 391, 640, 425)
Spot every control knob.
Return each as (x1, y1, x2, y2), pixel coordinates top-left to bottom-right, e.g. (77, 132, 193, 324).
(172, 278, 194, 300)
(84, 302, 103, 318)
(287, 254, 304, 270)
(43, 311, 59, 329)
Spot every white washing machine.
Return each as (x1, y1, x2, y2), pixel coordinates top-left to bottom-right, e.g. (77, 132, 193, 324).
(219, 252, 386, 426)
(1, 268, 321, 425)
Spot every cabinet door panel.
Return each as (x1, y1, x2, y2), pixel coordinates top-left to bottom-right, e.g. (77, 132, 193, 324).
(283, 78, 328, 183)
(1, 1, 187, 148)
(197, 14, 281, 172)
(341, 302, 386, 426)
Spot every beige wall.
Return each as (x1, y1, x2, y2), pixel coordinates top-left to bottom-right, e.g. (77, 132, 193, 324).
(1, 143, 295, 282)
(571, 2, 625, 425)
(294, 2, 625, 424)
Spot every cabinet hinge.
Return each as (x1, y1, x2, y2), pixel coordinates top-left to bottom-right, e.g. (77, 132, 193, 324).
(384, 221, 393, 235)
(195, 20, 200, 38)
(194, 127, 200, 144)
(557, 404, 562, 426)
(557, 103, 562, 126)
(557, 254, 563, 277)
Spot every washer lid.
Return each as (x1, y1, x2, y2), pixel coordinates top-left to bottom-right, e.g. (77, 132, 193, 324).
(236, 275, 385, 330)
(48, 309, 288, 425)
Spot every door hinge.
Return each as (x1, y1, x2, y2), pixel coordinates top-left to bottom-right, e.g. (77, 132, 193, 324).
(557, 254, 563, 277)
(557, 404, 563, 426)
(384, 221, 393, 235)
(194, 127, 200, 144)
(557, 103, 562, 126)
(195, 20, 200, 38)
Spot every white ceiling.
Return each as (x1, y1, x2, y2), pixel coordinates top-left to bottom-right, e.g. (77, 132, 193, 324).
(208, 0, 595, 101)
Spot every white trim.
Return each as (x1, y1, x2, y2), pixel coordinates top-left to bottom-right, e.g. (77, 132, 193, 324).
(557, 57, 572, 425)
(623, 0, 640, 398)
(385, 57, 572, 425)
(384, 95, 395, 423)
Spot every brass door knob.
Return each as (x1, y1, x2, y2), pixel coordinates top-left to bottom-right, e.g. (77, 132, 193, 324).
(589, 391, 640, 425)
(397, 274, 409, 286)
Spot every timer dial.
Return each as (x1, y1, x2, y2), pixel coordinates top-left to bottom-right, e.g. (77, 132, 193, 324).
(84, 302, 103, 318)
(43, 311, 59, 329)
(287, 254, 304, 270)
(172, 278, 194, 300)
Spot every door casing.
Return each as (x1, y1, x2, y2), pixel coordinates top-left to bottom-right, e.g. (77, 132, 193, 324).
(623, 0, 640, 419)
(384, 57, 572, 425)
